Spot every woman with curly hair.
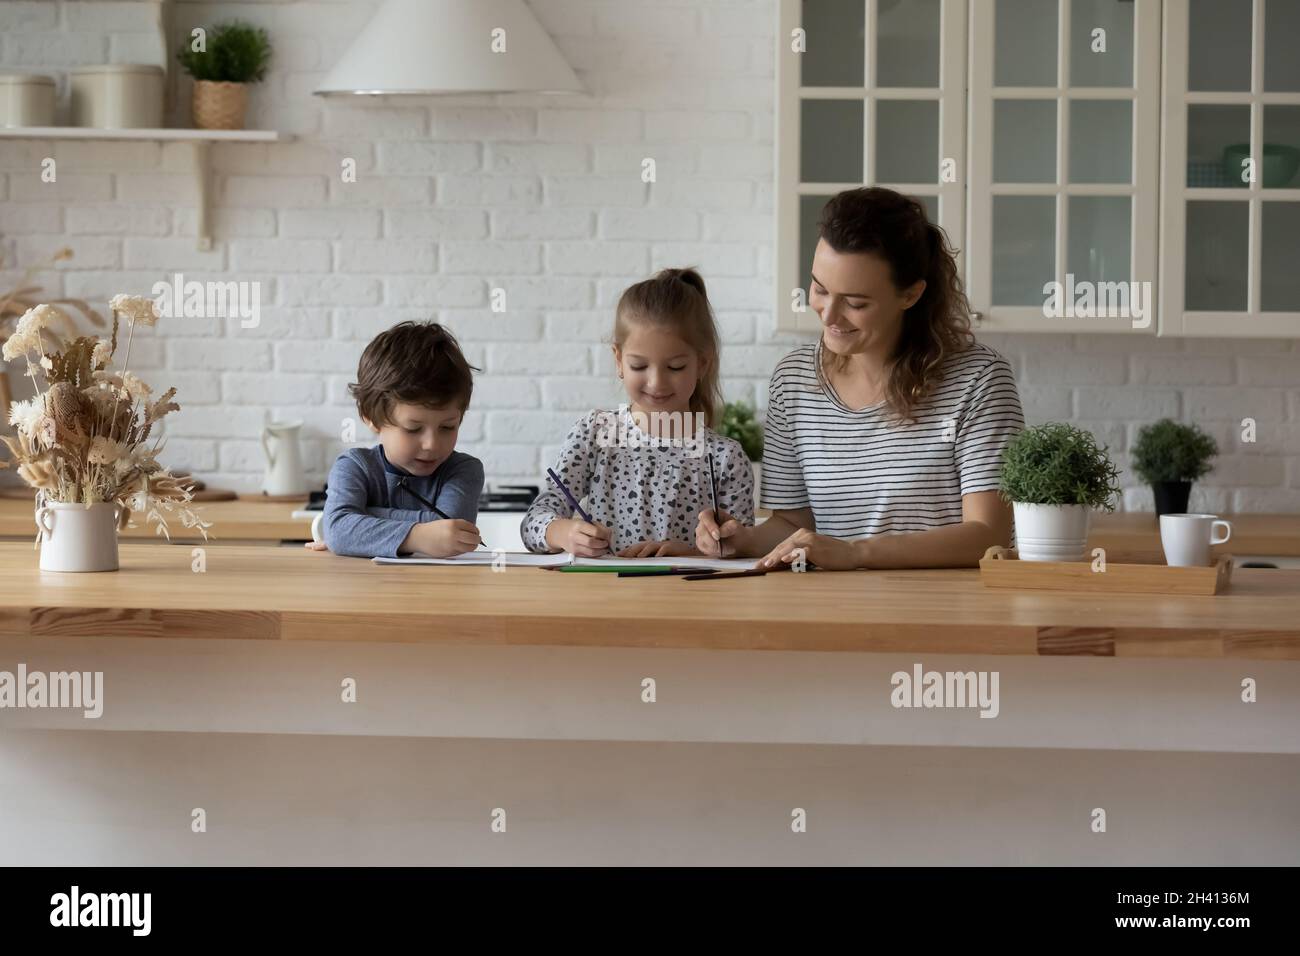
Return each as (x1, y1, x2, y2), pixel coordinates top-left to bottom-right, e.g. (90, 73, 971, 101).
(697, 187, 1025, 570)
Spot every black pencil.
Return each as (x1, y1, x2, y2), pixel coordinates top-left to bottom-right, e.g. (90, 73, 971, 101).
(706, 452, 730, 559)
(683, 568, 767, 581)
(397, 476, 489, 550)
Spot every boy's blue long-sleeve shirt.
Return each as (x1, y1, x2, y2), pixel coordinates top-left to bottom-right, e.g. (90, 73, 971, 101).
(321, 445, 484, 558)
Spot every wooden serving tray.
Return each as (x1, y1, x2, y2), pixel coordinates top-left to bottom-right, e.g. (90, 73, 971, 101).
(979, 545, 1233, 595)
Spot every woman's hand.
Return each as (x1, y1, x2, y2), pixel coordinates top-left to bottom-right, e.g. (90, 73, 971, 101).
(616, 539, 697, 558)
(758, 528, 863, 571)
(695, 509, 748, 558)
(547, 517, 612, 557)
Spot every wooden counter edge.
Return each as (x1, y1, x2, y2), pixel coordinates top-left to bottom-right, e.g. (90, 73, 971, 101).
(2, 606, 1298, 659)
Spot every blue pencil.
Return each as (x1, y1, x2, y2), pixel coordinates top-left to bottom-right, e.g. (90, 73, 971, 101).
(543, 468, 613, 556)
(546, 467, 594, 523)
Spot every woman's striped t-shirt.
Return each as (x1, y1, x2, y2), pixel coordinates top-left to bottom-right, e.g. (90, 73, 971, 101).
(759, 340, 1025, 538)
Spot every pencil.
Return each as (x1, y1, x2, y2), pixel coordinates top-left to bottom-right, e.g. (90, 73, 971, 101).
(617, 568, 719, 577)
(397, 476, 489, 550)
(545, 467, 612, 555)
(683, 568, 768, 581)
(546, 467, 593, 523)
(558, 565, 675, 573)
(706, 452, 730, 559)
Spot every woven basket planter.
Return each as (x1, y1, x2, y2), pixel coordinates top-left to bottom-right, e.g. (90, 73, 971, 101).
(192, 80, 247, 130)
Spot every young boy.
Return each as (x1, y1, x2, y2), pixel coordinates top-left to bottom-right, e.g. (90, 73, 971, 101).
(317, 321, 484, 558)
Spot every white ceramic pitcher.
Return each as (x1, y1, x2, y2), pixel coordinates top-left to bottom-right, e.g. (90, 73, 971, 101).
(35, 499, 122, 572)
(261, 419, 307, 496)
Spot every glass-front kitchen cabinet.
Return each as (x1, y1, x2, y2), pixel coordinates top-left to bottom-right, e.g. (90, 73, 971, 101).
(775, 0, 1300, 337)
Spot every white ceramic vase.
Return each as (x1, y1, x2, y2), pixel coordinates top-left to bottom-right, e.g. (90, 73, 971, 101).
(1012, 502, 1091, 562)
(262, 419, 307, 496)
(35, 500, 122, 572)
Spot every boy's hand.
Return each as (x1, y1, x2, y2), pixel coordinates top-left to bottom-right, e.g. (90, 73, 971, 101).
(548, 518, 611, 557)
(416, 518, 482, 557)
(616, 539, 698, 558)
(696, 509, 745, 558)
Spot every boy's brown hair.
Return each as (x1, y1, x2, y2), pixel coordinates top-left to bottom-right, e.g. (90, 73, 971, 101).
(348, 321, 478, 427)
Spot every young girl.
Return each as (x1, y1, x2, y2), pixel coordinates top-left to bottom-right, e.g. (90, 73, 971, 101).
(521, 268, 755, 557)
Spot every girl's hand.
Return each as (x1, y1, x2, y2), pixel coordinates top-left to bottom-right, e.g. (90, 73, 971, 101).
(616, 539, 698, 558)
(695, 509, 745, 558)
(420, 518, 482, 557)
(758, 528, 862, 571)
(303, 539, 330, 552)
(551, 518, 611, 557)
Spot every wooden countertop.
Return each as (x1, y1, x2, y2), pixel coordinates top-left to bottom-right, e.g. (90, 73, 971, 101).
(1, 542, 1297, 659)
(2, 492, 1296, 554)
(1090, 512, 1300, 558)
(0, 493, 313, 541)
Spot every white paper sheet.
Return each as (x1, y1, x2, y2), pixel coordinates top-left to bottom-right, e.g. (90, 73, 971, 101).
(372, 551, 570, 567)
(372, 553, 759, 570)
(572, 555, 760, 571)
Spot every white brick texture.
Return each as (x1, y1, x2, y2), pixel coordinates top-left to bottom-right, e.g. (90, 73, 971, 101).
(0, 0, 1295, 502)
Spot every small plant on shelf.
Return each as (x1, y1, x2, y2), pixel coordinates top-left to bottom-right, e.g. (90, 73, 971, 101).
(177, 20, 273, 130)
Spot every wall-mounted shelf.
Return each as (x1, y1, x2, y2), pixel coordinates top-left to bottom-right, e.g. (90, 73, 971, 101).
(0, 127, 293, 250)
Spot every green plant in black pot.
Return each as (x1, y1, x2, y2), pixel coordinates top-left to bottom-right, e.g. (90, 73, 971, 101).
(998, 422, 1121, 562)
(718, 400, 764, 503)
(1131, 418, 1218, 517)
(177, 20, 272, 130)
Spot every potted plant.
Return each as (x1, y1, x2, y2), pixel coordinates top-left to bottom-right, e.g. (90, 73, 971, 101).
(718, 400, 764, 502)
(1130, 418, 1218, 517)
(176, 20, 272, 130)
(998, 422, 1121, 562)
(1, 296, 210, 571)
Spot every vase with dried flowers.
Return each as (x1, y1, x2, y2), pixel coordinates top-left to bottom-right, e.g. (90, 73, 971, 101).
(1, 295, 211, 571)
(1, 246, 105, 428)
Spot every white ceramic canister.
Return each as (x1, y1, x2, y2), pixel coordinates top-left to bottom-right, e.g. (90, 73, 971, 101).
(0, 72, 56, 127)
(69, 64, 164, 128)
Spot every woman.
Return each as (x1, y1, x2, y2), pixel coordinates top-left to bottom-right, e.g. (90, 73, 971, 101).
(697, 187, 1024, 570)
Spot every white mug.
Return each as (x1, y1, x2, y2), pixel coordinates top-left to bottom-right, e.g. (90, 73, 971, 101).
(1160, 513, 1231, 567)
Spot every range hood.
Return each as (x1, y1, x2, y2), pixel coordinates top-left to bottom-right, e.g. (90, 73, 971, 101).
(315, 0, 583, 96)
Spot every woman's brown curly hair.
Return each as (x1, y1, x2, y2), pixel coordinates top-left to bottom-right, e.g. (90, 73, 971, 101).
(816, 187, 975, 424)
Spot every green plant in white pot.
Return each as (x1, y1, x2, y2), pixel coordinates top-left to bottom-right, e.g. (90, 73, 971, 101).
(998, 423, 1121, 562)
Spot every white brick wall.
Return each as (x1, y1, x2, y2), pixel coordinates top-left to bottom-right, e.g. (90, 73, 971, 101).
(1, 0, 1298, 513)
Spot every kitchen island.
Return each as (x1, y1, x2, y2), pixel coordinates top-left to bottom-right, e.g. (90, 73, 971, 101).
(1, 543, 1297, 865)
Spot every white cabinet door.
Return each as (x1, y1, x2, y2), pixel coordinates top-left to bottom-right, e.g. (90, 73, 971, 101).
(775, 0, 967, 333)
(1160, 0, 1300, 336)
(967, 0, 1161, 333)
